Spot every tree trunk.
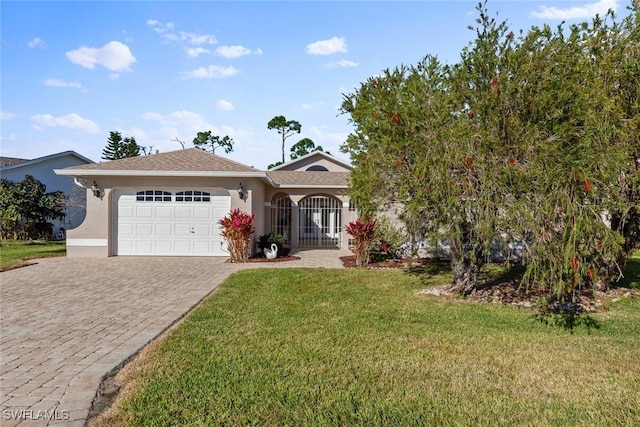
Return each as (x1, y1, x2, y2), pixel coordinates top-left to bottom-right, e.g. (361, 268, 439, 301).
(450, 256, 481, 296)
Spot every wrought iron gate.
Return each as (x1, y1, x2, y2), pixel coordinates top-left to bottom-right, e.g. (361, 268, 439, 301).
(298, 195, 342, 247)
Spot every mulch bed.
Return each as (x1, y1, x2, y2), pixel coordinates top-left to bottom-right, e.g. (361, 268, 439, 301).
(340, 255, 639, 312)
(227, 248, 301, 263)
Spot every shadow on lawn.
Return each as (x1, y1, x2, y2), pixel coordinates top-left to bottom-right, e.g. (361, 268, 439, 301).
(616, 255, 640, 289)
(533, 310, 601, 334)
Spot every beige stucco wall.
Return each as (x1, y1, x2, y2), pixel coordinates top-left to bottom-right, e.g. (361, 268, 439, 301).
(66, 175, 266, 257)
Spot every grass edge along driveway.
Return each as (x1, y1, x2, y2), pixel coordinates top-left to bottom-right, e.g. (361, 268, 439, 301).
(94, 267, 640, 427)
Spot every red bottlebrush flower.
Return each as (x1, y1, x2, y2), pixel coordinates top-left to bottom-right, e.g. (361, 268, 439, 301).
(491, 77, 499, 89)
(508, 156, 517, 165)
(468, 109, 476, 118)
(465, 156, 473, 169)
(596, 240, 603, 251)
(587, 269, 594, 280)
(506, 32, 514, 40)
(571, 257, 579, 271)
(370, 78, 377, 85)
(390, 113, 400, 123)
(395, 160, 404, 168)
(584, 180, 592, 192)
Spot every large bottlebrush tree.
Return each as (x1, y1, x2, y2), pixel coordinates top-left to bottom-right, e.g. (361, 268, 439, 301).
(340, 1, 639, 299)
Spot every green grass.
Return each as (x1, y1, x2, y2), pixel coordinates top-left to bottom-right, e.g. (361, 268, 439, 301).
(618, 250, 640, 289)
(0, 239, 66, 271)
(99, 266, 640, 427)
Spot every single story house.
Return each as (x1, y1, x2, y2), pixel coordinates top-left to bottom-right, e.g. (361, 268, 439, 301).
(54, 148, 358, 257)
(1, 150, 94, 236)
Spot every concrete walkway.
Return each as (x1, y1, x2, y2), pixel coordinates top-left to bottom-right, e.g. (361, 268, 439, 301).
(0, 249, 350, 426)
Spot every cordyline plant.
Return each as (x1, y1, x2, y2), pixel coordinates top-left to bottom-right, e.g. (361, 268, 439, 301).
(219, 209, 255, 262)
(346, 216, 376, 266)
(340, 1, 639, 301)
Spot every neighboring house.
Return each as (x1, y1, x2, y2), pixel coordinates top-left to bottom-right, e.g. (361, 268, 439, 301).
(1, 151, 94, 236)
(54, 148, 358, 257)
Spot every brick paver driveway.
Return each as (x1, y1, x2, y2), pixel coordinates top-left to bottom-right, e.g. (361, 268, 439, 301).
(0, 250, 348, 426)
(0, 257, 247, 426)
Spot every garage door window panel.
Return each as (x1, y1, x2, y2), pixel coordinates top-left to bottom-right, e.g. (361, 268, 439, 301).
(136, 190, 172, 202)
(176, 191, 211, 202)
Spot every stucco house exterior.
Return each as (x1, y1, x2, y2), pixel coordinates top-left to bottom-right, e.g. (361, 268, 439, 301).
(54, 148, 357, 257)
(1, 150, 94, 236)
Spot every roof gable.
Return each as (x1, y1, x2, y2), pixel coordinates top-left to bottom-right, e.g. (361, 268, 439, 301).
(0, 151, 93, 171)
(269, 151, 352, 172)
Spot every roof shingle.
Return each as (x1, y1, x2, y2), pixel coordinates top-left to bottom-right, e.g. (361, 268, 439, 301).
(267, 171, 349, 187)
(66, 148, 258, 173)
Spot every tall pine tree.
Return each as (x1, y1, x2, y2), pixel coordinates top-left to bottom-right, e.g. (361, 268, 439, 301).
(102, 131, 140, 160)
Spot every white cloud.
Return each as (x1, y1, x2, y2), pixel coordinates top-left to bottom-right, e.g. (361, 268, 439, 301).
(147, 20, 175, 34)
(306, 125, 349, 146)
(532, 0, 617, 19)
(1, 111, 16, 120)
(30, 113, 100, 133)
(216, 100, 234, 111)
(0, 133, 16, 141)
(141, 110, 251, 146)
(214, 45, 252, 58)
(306, 36, 347, 55)
(43, 78, 84, 89)
(300, 104, 313, 110)
(325, 59, 359, 68)
(27, 37, 44, 48)
(66, 41, 136, 72)
(142, 110, 213, 130)
(180, 65, 239, 79)
(185, 47, 211, 57)
(148, 19, 216, 46)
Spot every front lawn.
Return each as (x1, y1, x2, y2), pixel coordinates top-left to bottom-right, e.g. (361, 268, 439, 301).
(0, 239, 66, 271)
(95, 267, 640, 426)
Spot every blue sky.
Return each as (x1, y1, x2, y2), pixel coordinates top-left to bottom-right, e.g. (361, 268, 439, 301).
(0, 0, 625, 169)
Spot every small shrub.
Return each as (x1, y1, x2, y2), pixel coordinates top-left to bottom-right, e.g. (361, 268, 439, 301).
(219, 209, 255, 262)
(346, 215, 376, 266)
(371, 216, 407, 260)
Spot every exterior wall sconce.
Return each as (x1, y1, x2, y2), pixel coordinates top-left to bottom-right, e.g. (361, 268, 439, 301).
(91, 181, 102, 198)
(237, 182, 248, 201)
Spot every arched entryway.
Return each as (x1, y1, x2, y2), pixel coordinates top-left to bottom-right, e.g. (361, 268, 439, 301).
(298, 195, 342, 248)
(270, 193, 292, 245)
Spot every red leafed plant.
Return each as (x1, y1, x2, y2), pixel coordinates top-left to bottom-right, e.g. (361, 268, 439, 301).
(219, 208, 255, 262)
(346, 216, 376, 266)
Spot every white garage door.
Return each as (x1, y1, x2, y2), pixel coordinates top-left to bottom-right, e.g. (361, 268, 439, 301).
(115, 189, 230, 256)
